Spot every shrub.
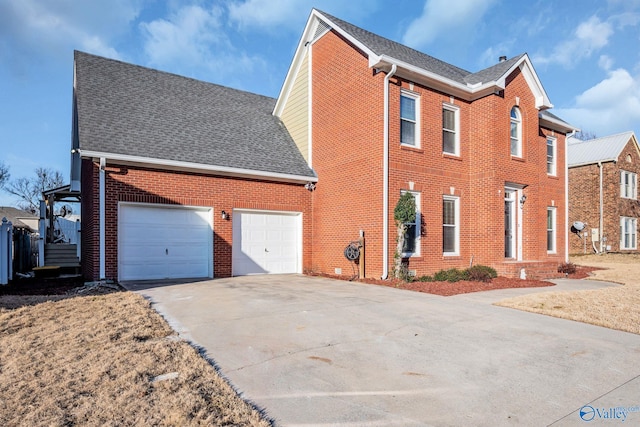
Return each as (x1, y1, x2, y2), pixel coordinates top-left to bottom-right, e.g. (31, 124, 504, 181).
(418, 275, 433, 282)
(558, 262, 577, 274)
(466, 265, 497, 282)
(433, 268, 468, 282)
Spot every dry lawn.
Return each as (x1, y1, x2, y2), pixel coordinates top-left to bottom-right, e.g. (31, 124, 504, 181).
(496, 253, 640, 335)
(0, 291, 272, 427)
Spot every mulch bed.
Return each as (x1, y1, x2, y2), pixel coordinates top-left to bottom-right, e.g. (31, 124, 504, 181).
(307, 264, 602, 297)
(0, 276, 85, 296)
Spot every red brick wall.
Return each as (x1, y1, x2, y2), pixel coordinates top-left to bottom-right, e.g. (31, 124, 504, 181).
(310, 30, 567, 278)
(81, 162, 311, 281)
(569, 139, 640, 254)
(311, 31, 386, 277)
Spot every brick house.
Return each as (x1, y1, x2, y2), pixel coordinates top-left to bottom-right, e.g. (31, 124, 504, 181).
(71, 51, 317, 281)
(568, 131, 640, 254)
(274, 10, 575, 279)
(71, 9, 575, 282)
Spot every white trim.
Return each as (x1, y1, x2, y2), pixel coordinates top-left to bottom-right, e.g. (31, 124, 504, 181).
(231, 209, 303, 276)
(443, 195, 460, 256)
(547, 207, 557, 254)
(400, 191, 421, 257)
(382, 64, 397, 279)
(565, 133, 570, 262)
(620, 216, 638, 250)
(442, 102, 460, 156)
(400, 90, 420, 148)
(76, 150, 317, 184)
(547, 136, 557, 176)
(117, 202, 214, 282)
(99, 157, 106, 279)
(308, 44, 313, 167)
(510, 106, 523, 158)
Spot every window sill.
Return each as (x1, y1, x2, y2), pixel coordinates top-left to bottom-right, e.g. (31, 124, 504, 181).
(403, 254, 422, 260)
(511, 156, 525, 162)
(401, 144, 424, 153)
(443, 253, 460, 258)
(443, 153, 462, 160)
(547, 174, 559, 179)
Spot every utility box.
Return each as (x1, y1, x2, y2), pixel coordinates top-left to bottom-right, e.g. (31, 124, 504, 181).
(591, 228, 599, 242)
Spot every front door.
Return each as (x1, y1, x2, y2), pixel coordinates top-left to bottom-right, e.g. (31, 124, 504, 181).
(505, 190, 515, 258)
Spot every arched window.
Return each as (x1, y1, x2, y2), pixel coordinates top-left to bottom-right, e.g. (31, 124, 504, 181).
(510, 107, 522, 157)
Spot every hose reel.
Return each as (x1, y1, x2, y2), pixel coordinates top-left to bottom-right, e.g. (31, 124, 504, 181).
(344, 241, 361, 261)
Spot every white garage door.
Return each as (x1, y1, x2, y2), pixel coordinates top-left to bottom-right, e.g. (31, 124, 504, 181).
(232, 211, 301, 275)
(119, 204, 213, 281)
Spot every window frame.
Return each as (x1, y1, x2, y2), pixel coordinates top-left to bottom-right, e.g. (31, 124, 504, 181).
(400, 90, 420, 147)
(546, 207, 556, 253)
(442, 103, 460, 156)
(510, 106, 522, 158)
(546, 136, 557, 176)
(443, 195, 460, 256)
(401, 191, 421, 257)
(620, 170, 637, 200)
(620, 217, 637, 250)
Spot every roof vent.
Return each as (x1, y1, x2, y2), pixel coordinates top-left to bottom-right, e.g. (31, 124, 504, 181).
(499, 56, 507, 63)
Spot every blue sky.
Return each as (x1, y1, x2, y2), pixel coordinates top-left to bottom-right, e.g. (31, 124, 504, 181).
(1, 0, 640, 207)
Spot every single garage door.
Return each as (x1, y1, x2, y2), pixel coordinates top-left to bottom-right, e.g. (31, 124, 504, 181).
(119, 204, 213, 281)
(232, 210, 301, 275)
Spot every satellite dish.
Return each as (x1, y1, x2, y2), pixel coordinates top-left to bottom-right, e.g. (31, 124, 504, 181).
(571, 221, 585, 234)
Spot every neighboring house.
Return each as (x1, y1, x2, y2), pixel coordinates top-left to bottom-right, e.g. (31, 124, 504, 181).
(72, 9, 575, 282)
(0, 206, 38, 273)
(567, 131, 640, 254)
(0, 207, 38, 232)
(274, 10, 575, 279)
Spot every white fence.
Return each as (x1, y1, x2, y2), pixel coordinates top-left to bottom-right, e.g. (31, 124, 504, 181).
(1, 217, 13, 285)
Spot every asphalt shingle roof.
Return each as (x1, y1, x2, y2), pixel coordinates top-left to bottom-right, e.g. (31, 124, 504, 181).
(74, 51, 316, 179)
(0, 207, 38, 231)
(568, 131, 636, 167)
(316, 9, 524, 87)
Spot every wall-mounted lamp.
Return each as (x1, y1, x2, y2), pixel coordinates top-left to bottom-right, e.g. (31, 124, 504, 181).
(221, 210, 230, 220)
(519, 195, 527, 208)
(304, 182, 316, 191)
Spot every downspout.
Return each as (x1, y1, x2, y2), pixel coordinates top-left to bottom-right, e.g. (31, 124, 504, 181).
(382, 64, 397, 280)
(99, 157, 106, 279)
(598, 161, 603, 253)
(564, 132, 573, 263)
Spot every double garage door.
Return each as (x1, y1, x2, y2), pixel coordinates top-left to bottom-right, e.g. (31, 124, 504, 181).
(118, 204, 301, 281)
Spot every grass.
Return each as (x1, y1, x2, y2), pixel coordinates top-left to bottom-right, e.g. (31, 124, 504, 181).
(0, 290, 272, 427)
(496, 253, 640, 335)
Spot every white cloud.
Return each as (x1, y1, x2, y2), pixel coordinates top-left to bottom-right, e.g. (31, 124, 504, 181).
(227, 0, 380, 32)
(555, 67, 640, 135)
(401, 0, 498, 49)
(534, 15, 613, 68)
(0, 0, 143, 63)
(598, 55, 614, 71)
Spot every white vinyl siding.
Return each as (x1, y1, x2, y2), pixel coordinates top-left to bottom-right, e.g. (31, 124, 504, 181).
(280, 52, 310, 162)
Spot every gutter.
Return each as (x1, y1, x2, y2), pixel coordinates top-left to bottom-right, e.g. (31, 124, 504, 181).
(382, 64, 397, 280)
(598, 161, 604, 253)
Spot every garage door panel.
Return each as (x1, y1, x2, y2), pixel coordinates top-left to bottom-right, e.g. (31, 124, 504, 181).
(232, 211, 301, 276)
(119, 204, 213, 281)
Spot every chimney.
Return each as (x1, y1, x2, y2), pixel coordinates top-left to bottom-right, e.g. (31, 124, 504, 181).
(499, 56, 507, 63)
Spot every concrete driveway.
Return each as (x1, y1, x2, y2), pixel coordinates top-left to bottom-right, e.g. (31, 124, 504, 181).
(125, 275, 640, 426)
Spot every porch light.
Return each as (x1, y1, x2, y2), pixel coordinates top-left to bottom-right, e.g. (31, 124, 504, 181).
(221, 210, 230, 220)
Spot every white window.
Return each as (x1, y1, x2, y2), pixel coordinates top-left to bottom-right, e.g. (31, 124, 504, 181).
(510, 106, 522, 157)
(620, 217, 637, 250)
(442, 104, 460, 155)
(400, 91, 419, 147)
(443, 196, 460, 255)
(547, 207, 556, 253)
(546, 136, 556, 175)
(401, 191, 421, 256)
(620, 170, 637, 199)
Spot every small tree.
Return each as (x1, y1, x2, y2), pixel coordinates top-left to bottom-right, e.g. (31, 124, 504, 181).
(393, 192, 416, 279)
(5, 167, 65, 213)
(0, 162, 8, 189)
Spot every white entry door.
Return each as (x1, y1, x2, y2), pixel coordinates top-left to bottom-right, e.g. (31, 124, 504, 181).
(118, 204, 213, 281)
(232, 210, 301, 275)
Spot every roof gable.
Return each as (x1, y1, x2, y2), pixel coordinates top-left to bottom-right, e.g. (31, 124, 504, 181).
(568, 131, 639, 167)
(276, 9, 553, 115)
(74, 51, 316, 182)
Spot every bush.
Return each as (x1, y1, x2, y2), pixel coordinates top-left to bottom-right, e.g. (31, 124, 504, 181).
(466, 265, 497, 282)
(558, 262, 577, 274)
(433, 268, 468, 282)
(417, 275, 433, 282)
